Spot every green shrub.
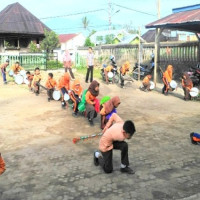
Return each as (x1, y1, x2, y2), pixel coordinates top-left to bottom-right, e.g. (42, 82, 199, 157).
(47, 60, 63, 70)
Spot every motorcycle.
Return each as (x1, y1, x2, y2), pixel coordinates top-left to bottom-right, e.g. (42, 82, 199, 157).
(101, 56, 120, 84)
(132, 62, 154, 80)
(187, 65, 200, 87)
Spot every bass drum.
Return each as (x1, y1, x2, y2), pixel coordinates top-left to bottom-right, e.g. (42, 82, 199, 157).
(190, 87, 199, 97)
(53, 90, 61, 101)
(20, 70, 26, 76)
(15, 75, 24, 85)
(64, 93, 70, 101)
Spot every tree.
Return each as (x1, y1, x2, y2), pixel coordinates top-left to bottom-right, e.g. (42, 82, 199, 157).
(40, 30, 59, 53)
(29, 41, 41, 53)
(82, 16, 89, 30)
(84, 37, 94, 47)
(88, 29, 96, 37)
(124, 22, 139, 34)
(105, 34, 115, 44)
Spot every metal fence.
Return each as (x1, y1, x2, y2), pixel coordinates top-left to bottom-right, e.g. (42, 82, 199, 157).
(0, 52, 60, 70)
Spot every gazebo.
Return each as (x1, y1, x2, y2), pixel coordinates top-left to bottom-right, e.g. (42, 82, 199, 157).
(0, 2, 50, 52)
(146, 4, 200, 84)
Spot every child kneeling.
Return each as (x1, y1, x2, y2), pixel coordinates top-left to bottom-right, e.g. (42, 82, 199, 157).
(94, 113, 136, 174)
(45, 73, 57, 102)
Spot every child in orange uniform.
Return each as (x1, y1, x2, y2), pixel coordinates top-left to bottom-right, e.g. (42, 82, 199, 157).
(32, 67, 42, 96)
(85, 80, 100, 126)
(181, 72, 193, 101)
(45, 73, 57, 102)
(94, 113, 136, 174)
(11, 61, 24, 75)
(26, 71, 34, 91)
(0, 153, 6, 175)
(162, 65, 173, 95)
(120, 61, 130, 88)
(70, 79, 83, 117)
(141, 74, 152, 91)
(58, 72, 70, 109)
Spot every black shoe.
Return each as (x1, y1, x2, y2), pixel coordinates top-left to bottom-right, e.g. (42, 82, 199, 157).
(72, 112, 78, 118)
(120, 166, 135, 174)
(88, 118, 94, 126)
(48, 98, 51, 102)
(85, 81, 88, 83)
(35, 92, 39, 96)
(94, 151, 99, 166)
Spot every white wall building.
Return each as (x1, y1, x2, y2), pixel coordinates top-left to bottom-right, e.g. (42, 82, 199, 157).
(54, 33, 85, 62)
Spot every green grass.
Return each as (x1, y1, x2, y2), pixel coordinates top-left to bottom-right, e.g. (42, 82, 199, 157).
(76, 66, 102, 79)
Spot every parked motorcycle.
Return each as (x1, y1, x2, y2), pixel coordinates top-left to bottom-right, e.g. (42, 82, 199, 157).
(187, 65, 200, 87)
(132, 63, 154, 80)
(101, 56, 120, 84)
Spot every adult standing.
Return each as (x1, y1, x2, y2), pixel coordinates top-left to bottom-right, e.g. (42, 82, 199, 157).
(0, 59, 9, 84)
(63, 50, 75, 80)
(85, 47, 94, 83)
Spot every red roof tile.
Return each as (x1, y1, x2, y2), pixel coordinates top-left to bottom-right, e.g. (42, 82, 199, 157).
(59, 34, 77, 43)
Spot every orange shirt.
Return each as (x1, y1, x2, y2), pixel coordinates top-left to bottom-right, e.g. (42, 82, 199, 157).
(181, 79, 193, 90)
(99, 113, 125, 152)
(11, 65, 24, 73)
(32, 74, 42, 87)
(0, 155, 6, 175)
(121, 62, 130, 75)
(105, 65, 113, 72)
(58, 73, 70, 90)
(163, 65, 173, 83)
(45, 78, 57, 89)
(142, 75, 150, 85)
(86, 91, 96, 104)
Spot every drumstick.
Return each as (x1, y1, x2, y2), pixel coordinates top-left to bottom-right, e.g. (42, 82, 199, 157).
(72, 133, 103, 144)
(37, 83, 48, 91)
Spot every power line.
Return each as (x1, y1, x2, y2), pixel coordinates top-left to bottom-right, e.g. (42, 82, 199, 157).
(113, 3, 157, 17)
(40, 9, 105, 20)
(0, 9, 105, 24)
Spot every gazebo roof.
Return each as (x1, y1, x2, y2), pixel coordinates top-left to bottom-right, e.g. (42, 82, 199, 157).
(0, 2, 50, 36)
(146, 4, 200, 33)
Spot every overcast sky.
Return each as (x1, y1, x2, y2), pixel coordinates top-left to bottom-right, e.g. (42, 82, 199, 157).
(1, 0, 199, 35)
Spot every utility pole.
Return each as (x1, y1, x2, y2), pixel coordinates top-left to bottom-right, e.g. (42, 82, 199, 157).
(154, 0, 161, 85)
(138, 26, 141, 81)
(108, 0, 112, 30)
(157, 0, 160, 19)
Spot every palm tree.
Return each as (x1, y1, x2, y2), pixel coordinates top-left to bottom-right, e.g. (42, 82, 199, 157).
(82, 16, 89, 30)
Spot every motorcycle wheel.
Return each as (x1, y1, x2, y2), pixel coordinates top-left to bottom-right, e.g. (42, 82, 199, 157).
(113, 74, 119, 83)
(133, 69, 139, 80)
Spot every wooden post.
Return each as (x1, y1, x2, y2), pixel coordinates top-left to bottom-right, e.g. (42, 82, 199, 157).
(154, 28, 162, 86)
(195, 33, 200, 63)
(18, 38, 20, 48)
(138, 26, 141, 81)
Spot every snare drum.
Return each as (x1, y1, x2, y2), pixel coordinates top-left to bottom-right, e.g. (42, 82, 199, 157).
(170, 80, 177, 90)
(149, 81, 155, 90)
(9, 70, 14, 77)
(15, 75, 24, 85)
(53, 90, 61, 101)
(108, 72, 114, 79)
(190, 87, 199, 97)
(64, 93, 70, 101)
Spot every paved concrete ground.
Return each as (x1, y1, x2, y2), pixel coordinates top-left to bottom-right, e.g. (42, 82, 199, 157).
(0, 75, 200, 200)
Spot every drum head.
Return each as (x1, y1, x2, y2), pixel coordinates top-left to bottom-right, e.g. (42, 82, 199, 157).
(64, 93, 70, 101)
(170, 80, 177, 89)
(15, 75, 24, 85)
(9, 70, 14, 77)
(190, 87, 199, 97)
(20, 70, 26, 76)
(23, 77, 29, 85)
(108, 72, 114, 78)
(53, 90, 61, 101)
(150, 81, 155, 90)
